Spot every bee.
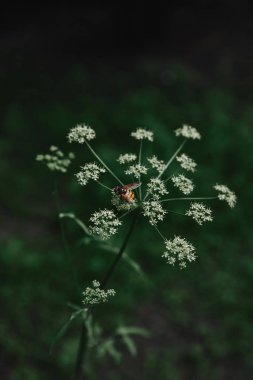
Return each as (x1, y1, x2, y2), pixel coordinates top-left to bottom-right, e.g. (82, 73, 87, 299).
(113, 182, 141, 203)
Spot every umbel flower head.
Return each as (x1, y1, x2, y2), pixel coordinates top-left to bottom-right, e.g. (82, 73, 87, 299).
(36, 145, 74, 173)
(83, 280, 116, 306)
(117, 153, 137, 164)
(76, 162, 106, 186)
(146, 178, 169, 199)
(131, 128, 154, 142)
(176, 153, 197, 172)
(142, 200, 167, 226)
(162, 236, 196, 269)
(68, 123, 96, 143)
(147, 155, 166, 173)
(125, 164, 148, 178)
(175, 124, 201, 140)
(171, 174, 194, 195)
(213, 184, 237, 208)
(89, 209, 122, 240)
(62, 122, 237, 269)
(186, 202, 213, 225)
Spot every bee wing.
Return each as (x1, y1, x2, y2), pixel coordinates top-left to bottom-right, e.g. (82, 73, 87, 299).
(124, 182, 142, 190)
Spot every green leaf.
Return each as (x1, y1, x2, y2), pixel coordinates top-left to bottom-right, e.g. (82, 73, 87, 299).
(50, 308, 83, 354)
(97, 339, 122, 364)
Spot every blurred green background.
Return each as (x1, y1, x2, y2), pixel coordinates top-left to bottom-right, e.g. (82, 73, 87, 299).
(1, 3, 253, 379)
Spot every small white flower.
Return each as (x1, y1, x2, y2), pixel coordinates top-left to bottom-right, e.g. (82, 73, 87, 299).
(83, 280, 116, 305)
(36, 146, 75, 173)
(125, 164, 148, 178)
(214, 184, 237, 208)
(147, 155, 166, 173)
(186, 202, 213, 225)
(131, 128, 154, 142)
(117, 153, 137, 164)
(171, 174, 194, 195)
(176, 154, 197, 172)
(146, 178, 169, 199)
(67, 123, 96, 143)
(162, 236, 196, 269)
(142, 200, 167, 226)
(175, 124, 201, 140)
(89, 209, 122, 240)
(76, 163, 106, 186)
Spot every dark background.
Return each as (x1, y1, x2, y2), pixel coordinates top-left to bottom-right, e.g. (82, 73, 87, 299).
(1, 2, 253, 379)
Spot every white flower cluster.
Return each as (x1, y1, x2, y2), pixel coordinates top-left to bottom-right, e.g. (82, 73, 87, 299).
(83, 280, 116, 306)
(125, 164, 148, 178)
(147, 155, 166, 173)
(131, 128, 154, 142)
(175, 124, 201, 140)
(36, 146, 75, 173)
(171, 174, 194, 195)
(214, 184, 237, 208)
(176, 153, 197, 172)
(67, 124, 96, 143)
(117, 153, 137, 164)
(146, 178, 168, 199)
(76, 163, 106, 186)
(89, 209, 122, 240)
(111, 192, 136, 211)
(186, 202, 213, 225)
(142, 200, 167, 226)
(162, 236, 196, 269)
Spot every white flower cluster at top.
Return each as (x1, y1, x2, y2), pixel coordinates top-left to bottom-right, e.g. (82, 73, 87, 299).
(82, 280, 116, 306)
(147, 155, 166, 173)
(162, 236, 196, 269)
(89, 209, 122, 240)
(175, 124, 201, 140)
(131, 128, 154, 142)
(186, 202, 213, 225)
(117, 153, 137, 164)
(214, 184, 237, 208)
(125, 164, 148, 178)
(36, 145, 75, 173)
(67, 124, 96, 143)
(142, 200, 167, 226)
(76, 162, 106, 186)
(176, 153, 197, 172)
(171, 174, 194, 195)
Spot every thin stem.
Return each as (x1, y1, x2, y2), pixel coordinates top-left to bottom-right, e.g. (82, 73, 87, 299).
(167, 209, 186, 217)
(157, 139, 187, 180)
(74, 322, 87, 380)
(161, 196, 218, 202)
(84, 140, 124, 185)
(153, 225, 166, 240)
(101, 210, 139, 288)
(96, 180, 112, 191)
(138, 141, 143, 200)
(143, 140, 187, 202)
(74, 210, 139, 379)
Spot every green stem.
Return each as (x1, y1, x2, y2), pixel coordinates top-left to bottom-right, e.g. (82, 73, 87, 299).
(74, 210, 139, 379)
(74, 322, 87, 380)
(157, 139, 187, 180)
(101, 210, 139, 288)
(84, 140, 124, 185)
(161, 196, 218, 202)
(153, 225, 166, 240)
(96, 180, 112, 191)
